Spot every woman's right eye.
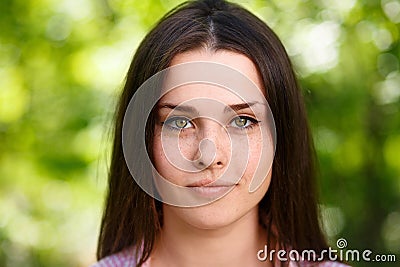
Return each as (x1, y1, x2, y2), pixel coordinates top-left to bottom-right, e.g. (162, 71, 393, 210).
(162, 117, 193, 130)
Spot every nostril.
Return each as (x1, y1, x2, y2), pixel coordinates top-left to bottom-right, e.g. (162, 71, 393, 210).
(216, 161, 222, 166)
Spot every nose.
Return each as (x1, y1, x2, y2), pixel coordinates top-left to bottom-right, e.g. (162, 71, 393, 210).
(192, 121, 230, 170)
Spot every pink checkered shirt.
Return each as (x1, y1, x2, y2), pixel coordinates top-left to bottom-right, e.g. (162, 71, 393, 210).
(90, 246, 351, 267)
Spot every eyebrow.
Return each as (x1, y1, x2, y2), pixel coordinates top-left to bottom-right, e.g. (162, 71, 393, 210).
(157, 101, 260, 114)
(158, 103, 199, 114)
(223, 102, 259, 113)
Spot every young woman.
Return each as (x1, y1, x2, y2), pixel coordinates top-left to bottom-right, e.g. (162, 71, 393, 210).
(92, 0, 350, 266)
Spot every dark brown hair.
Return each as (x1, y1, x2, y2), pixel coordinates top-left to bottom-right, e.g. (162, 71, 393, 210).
(97, 0, 329, 266)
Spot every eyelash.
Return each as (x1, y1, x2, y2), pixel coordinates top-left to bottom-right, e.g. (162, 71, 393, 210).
(161, 116, 260, 131)
(229, 116, 260, 131)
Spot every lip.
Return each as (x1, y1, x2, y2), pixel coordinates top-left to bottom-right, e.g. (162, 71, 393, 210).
(187, 185, 234, 198)
(187, 178, 237, 187)
(186, 179, 237, 198)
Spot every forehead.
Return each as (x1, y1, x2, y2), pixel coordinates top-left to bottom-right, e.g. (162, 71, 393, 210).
(159, 84, 245, 107)
(159, 49, 265, 105)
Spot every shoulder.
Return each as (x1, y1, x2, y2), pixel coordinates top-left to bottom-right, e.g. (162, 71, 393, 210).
(89, 247, 138, 267)
(293, 261, 352, 267)
(315, 262, 351, 267)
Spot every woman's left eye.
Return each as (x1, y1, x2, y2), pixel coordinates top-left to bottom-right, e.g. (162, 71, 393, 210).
(229, 116, 259, 129)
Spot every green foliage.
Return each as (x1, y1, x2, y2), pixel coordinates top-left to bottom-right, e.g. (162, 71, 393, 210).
(0, 0, 399, 266)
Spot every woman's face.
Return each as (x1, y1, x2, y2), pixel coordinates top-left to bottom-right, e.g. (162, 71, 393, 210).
(152, 49, 274, 229)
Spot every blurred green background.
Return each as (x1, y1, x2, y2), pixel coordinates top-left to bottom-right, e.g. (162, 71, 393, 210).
(0, 0, 399, 266)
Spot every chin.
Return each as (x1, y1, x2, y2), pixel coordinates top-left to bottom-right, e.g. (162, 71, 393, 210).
(162, 181, 269, 231)
(167, 198, 257, 231)
(180, 207, 239, 230)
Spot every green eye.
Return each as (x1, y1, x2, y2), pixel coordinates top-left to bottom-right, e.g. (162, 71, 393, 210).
(164, 117, 193, 130)
(175, 118, 189, 128)
(229, 116, 258, 129)
(234, 117, 248, 127)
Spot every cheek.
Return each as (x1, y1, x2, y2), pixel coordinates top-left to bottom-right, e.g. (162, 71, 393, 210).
(177, 135, 198, 161)
(241, 128, 273, 192)
(152, 131, 176, 180)
(152, 132, 165, 170)
(152, 128, 197, 184)
(249, 133, 263, 155)
(243, 133, 263, 176)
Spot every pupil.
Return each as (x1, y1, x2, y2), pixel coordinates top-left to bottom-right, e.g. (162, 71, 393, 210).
(236, 118, 246, 126)
(176, 119, 187, 128)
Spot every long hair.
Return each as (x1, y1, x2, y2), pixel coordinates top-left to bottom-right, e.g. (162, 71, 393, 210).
(97, 0, 328, 266)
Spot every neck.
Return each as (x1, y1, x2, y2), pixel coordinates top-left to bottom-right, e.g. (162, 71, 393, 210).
(151, 205, 270, 267)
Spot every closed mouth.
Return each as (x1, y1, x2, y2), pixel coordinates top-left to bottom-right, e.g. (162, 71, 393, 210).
(186, 179, 237, 198)
(187, 185, 233, 198)
(187, 178, 238, 188)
